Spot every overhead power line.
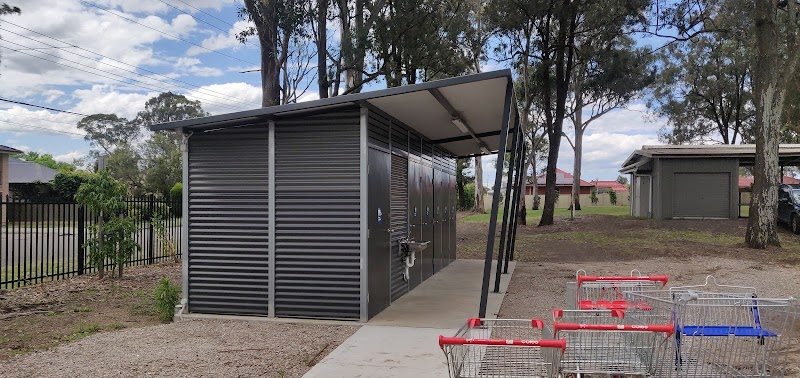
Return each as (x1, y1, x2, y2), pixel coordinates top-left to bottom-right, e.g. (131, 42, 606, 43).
(0, 97, 88, 117)
(0, 112, 81, 126)
(0, 20, 259, 109)
(157, 0, 230, 34)
(80, 0, 258, 66)
(171, 0, 236, 28)
(0, 40, 249, 113)
(0, 119, 85, 136)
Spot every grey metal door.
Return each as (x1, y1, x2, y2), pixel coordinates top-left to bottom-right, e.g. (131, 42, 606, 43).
(634, 175, 651, 218)
(421, 163, 434, 281)
(408, 160, 422, 288)
(433, 169, 443, 273)
(389, 153, 409, 301)
(673, 172, 730, 218)
(368, 148, 391, 317)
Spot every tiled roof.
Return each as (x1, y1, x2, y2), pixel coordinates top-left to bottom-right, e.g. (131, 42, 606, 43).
(526, 168, 593, 187)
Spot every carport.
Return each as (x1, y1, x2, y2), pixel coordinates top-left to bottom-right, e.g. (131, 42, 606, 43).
(151, 70, 526, 321)
(621, 144, 800, 219)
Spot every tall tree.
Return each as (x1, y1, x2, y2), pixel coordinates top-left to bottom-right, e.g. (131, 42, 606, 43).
(648, 4, 753, 145)
(654, 0, 800, 248)
(745, 0, 800, 248)
(464, 0, 490, 213)
(566, 33, 653, 211)
(239, 0, 310, 106)
(14, 151, 76, 172)
(134, 92, 208, 197)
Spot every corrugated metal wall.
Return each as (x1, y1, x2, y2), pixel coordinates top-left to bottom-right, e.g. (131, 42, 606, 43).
(187, 126, 270, 315)
(274, 109, 362, 319)
(183, 106, 456, 320)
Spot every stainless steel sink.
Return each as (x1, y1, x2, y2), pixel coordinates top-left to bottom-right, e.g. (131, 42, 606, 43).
(402, 240, 430, 253)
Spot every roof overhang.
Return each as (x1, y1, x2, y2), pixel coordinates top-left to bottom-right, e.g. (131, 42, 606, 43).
(150, 70, 519, 158)
(620, 144, 800, 173)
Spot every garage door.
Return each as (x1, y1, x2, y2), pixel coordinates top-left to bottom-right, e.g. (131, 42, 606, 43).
(673, 173, 730, 218)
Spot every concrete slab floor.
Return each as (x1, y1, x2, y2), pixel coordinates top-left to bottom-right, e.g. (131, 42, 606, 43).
(304, 259, 516, 378)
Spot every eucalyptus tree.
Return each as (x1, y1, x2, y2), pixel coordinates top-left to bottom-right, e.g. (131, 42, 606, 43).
(650, 0, 800, 248)
(647, 1, 753, 145)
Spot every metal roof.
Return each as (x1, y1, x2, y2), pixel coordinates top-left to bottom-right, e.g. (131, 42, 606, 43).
(149, 70, 518, 158)
(8, 158, 58, 184)
(621, 144, 800, 173)
(0, 145, 22, 154)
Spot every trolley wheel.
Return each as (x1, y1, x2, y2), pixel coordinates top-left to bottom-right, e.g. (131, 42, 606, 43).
(792, 214, 800, 234)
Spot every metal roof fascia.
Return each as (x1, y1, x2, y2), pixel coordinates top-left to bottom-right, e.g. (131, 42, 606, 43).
(150, 70, 512, 132)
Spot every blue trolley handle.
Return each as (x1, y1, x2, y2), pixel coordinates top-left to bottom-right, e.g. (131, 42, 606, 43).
(752, 293, 762, 329)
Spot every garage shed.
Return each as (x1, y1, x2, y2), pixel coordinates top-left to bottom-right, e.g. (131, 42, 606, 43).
(621, 145, 800, 219)
(151, 70, 525, 321)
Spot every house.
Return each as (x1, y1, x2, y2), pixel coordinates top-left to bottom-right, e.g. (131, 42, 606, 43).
(8, 157, 59, 194)
(525, 168, 594, 196)
(0, 145, 21, 199)
(148, 70, 524, 321)
(590, 180, 628, 194)
(621, 144, 800, 219)
(738, 175, 800, 206)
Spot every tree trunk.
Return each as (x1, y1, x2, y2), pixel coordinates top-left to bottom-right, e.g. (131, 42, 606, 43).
(516, 153, 527, 226)
(317, 0, 329, 98)
(571, 71, 584, 212)
(572, 127, 583, 212)
(746, 0, 782, 249)
(531, 149, 540, 210)
(539, 145, 561, 226)
(474, 156, 485, 213)
(244, 0, 280, 107)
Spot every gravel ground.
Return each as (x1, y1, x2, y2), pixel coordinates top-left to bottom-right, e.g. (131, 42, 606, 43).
(0, 319, 359, 378)
(499, 256, 800, 377)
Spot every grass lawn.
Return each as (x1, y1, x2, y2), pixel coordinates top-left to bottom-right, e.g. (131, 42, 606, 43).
(461, 205, 630, 223)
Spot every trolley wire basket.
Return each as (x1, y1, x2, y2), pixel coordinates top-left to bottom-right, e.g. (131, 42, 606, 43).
(553, 308, 674, 376)
(439, 318, 566, 378)
(565, 269, 669, 311)
(624, 276, 799, 377)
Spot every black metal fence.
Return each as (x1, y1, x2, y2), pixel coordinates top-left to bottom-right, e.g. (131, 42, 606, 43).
(0, 195, 182, 289)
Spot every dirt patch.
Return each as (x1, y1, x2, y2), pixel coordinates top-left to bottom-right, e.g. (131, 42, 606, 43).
(0, 319, 358, 378)
(458, 214, 800, 265)
(0, 262, 181, 360)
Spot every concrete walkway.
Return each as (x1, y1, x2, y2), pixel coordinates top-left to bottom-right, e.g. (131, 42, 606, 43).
(304, 259, 515, 378)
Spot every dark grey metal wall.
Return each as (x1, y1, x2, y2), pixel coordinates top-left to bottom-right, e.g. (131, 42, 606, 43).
(274, 109, 362, 319)
(187, 126, 269, 315)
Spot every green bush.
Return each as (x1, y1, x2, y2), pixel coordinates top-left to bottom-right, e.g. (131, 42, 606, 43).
(461, 182, 476, 210)
(608, 188, 618, 206)
(53, 171, 93, 201)
(154, 278, 180, 322)
(169, 183, 182, 217)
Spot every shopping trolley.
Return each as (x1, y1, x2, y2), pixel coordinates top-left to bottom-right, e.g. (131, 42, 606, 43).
(553, 308, 674, 376)
(439, 318, 566, 378)
(624, 276, 798, 377)
(566, 269, 669, 311)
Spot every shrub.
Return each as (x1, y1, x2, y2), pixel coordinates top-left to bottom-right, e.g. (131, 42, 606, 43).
(608, 188, 618, 206)
(53, 171, 93, 201)
(590, 188, 599, 205)
(169, 183, 182, 217)
(154, 278, 180, 322)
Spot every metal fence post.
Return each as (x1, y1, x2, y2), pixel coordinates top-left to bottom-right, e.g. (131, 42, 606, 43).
(77, 205, 85, 275)
(147, 194, 155, 264)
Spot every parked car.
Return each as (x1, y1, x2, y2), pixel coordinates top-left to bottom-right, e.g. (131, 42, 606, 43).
(777, 184, 800, 233)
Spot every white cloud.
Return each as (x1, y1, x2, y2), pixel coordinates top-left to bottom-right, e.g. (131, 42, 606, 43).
(187, 20, 253, 56)
(185, 82, 261, 114)
(42, 90, 65, 103)
(576, 102, 665, 135)
(188, 66, 224, 77)
(71, 85, 156, 119)
(11, 145, 31, 152)
(0, 107, 85, 137)
(54, 150, 87, 162)
(175, 57, 202, 68)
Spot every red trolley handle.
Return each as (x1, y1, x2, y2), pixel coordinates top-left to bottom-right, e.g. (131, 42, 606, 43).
(552, 309, 625, 319)
(553, 322, 674, 337)
(439, 336, 567, 351)
(467, 318, 545, 330)
(577, 275, 668, 287)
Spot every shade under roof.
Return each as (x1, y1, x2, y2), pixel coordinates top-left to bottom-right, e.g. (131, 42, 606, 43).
(150, 70, 518, 158)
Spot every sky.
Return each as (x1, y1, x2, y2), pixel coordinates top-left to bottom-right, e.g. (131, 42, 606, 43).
(0, 0, 663, 183)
